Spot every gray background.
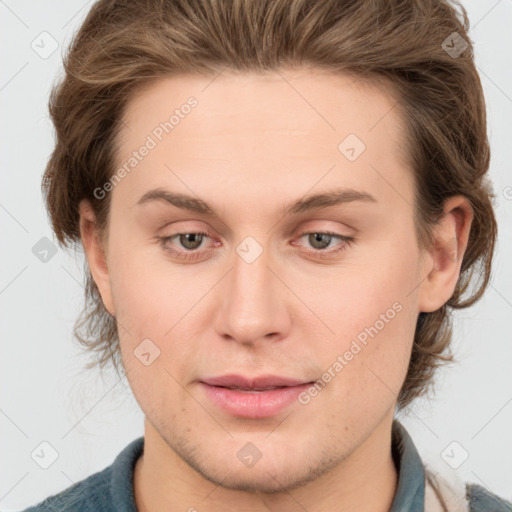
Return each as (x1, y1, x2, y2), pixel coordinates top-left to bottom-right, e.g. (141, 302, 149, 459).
(1, 1, 511, 510)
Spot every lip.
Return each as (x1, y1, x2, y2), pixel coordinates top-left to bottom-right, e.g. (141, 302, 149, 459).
(201, 374, 308, 390)
(199, 374, 313, 418)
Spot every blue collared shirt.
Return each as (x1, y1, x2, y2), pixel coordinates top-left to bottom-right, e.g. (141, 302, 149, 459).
(19, 420, 512, 511)
(390, 421, 425, 511)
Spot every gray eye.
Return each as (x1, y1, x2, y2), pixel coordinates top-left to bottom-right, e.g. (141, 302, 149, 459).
(307, 233, 333, 250)
(178, 233, 205, 250)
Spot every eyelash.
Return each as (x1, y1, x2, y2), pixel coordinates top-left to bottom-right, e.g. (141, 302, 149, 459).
(158, 229, 354, 262)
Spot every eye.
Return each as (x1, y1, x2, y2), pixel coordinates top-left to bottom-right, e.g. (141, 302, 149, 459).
(158, 231, 214, 261)
(292, 230, 354, 259)
(157, 229, 354, 262)
(173, 232, 208, 251)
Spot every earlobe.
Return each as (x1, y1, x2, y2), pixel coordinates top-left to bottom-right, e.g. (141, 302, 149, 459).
(418, 196, 473, 313)
(79, 200, 115, 316)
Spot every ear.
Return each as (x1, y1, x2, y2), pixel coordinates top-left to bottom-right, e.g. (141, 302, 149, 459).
(79, 199, 115, 316)
(418, 196, 473, 313)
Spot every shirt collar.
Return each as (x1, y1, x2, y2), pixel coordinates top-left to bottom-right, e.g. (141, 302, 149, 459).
(389, 419, 425, 512)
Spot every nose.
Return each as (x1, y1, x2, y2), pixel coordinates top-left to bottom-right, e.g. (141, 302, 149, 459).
(214, 237, 292, 347)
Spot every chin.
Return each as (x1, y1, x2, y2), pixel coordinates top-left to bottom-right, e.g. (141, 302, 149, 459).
(178, 439, 342, 495)
(190, 461, 317, 494)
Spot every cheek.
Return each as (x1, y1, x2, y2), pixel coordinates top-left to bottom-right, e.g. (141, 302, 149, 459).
(312, 254, 420, 404)
(317, 252, 418, 340)
(108, 247, 205, 337)
(108, 249, 205, 380)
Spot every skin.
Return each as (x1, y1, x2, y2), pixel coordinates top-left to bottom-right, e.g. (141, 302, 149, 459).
(79, 67, 473, 511)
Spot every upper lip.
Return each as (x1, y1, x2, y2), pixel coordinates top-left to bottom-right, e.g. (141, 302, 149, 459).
(201, 374, 311, 391)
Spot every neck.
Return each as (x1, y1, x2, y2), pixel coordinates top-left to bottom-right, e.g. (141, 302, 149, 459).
(134, 413, 398, 512)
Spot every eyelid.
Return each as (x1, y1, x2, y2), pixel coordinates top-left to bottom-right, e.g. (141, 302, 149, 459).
(158, 227, 354, 262)
(157, 230, 214, 262)
(291, 230, 354, 259)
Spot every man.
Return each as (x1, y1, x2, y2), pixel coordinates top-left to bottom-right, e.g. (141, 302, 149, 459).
(21, 0, 511, 510)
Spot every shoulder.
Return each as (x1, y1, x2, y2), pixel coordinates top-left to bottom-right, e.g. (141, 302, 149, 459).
(17, 436, 144, 512)
(466, 483, 512, 512)
(18, 465, 112, 512)
(424, 464, 511, 512)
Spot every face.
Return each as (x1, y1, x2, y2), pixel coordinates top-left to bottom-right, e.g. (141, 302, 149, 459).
(84, 68, 439, 492)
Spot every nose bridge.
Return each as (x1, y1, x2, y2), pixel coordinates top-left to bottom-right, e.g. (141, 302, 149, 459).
(217, 235, 289, 344)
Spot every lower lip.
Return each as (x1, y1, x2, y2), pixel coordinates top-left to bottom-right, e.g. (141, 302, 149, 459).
(199, 382, 312, 418)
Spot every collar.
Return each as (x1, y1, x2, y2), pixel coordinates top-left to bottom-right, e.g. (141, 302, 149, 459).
(110, 420, 425, 511)
(389, 419, 425, 511)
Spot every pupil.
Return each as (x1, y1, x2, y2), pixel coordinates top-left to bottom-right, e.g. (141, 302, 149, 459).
(310, 233, 330, 249)
(181, 233, 202, 249)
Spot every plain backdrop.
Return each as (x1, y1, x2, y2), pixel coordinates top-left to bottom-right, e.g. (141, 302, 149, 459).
(1, 1, 511, 510)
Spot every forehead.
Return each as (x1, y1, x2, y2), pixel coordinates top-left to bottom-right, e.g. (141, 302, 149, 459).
(119, 67, 406, 147)
(114, 68, 413, 215)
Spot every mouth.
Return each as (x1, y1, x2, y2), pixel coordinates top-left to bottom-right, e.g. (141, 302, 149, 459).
(199, 374, 314, 418)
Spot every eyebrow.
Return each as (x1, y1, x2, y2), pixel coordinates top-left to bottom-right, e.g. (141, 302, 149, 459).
(135, 187, 377, 217)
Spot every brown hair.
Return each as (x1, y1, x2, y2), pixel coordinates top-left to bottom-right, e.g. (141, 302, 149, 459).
(43, 0, 497, 410)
